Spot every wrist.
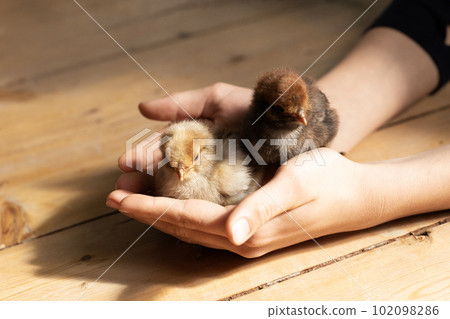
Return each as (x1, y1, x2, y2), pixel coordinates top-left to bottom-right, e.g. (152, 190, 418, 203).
(359, 162, 407, 226)
(361, 147, 450, 225)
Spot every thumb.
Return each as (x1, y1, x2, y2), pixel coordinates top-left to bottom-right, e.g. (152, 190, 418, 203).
(226, 170, 300, 245)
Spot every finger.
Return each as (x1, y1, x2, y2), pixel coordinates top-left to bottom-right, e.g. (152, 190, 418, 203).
(119, 194, 230, 236)
(232, 203, 322, 258)
(115, 171, 154, 193)
(151, 220, 231, 250)
(152, 220, 270, 258)
(226, 168, 309, 245)
(106, 189, 134, 209)
(139, 88, 209, 122)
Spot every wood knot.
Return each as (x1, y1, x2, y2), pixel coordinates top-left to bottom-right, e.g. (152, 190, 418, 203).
(0, 88, 36, 102)
(229, 54, 246, 64)
(413, 229, 431, 241)
(80, 254, 92, 262)
(177, 31, 191, 39)
(0, 199, 31, 247)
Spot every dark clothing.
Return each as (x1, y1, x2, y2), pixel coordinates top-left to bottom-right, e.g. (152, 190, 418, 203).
(370, 0, 450, 91)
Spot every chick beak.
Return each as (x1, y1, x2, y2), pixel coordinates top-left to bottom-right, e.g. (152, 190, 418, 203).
(296, 110, 307, 126)
(177, 168, 185, 182)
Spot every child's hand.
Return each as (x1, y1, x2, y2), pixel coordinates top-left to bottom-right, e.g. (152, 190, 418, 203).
(118, 83, 252, 173)
(226, 148, 380, 248)
(108, 149, 384, 258)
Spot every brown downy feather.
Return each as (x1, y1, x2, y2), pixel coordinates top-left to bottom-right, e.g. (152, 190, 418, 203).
(240, 67, 338, 164)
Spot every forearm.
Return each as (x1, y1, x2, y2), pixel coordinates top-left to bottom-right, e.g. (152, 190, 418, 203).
(365, 145, 450, 225)
(317, 27, 439, 152)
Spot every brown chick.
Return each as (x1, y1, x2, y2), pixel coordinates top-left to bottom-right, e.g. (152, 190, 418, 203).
(155, 120, 259, 205)
(241, 68, 339, 164)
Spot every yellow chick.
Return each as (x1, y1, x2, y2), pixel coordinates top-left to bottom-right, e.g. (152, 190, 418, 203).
(155, 120, 258, 205)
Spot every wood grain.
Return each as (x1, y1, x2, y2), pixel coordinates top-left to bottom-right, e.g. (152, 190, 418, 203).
(383, 84, 450, 127)
(236, 218, 450, 300)
(1, 0, 449, 301)
(0, 210, 447, 300)
(0, 100, 449, 300)
(0, 0, 386, 247)
(0, 199, 32, 247)
(348, 107, 450, 162)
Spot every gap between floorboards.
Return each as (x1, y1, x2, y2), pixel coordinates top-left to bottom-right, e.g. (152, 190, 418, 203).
(218, 215, 450, 301)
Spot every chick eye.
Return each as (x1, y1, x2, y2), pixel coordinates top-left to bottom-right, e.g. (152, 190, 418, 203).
(194, 153, 199, 161)
(273, 105, 284, 113)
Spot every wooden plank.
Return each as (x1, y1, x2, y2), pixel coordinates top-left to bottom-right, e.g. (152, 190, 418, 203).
(384, 83, 450, 126)
(236, 218, 450, 300)
(0, 0, 384, 247)
(1, 95, 447, 299)
(2, 0, 448, 301)
(0, 0, 214, 86)
(0, 0, 316, 87)
(348, 107, 450, 162)
(0, 211, 447, 300)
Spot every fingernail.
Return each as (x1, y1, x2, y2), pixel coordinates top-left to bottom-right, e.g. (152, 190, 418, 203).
(106, 198, 120, 209)
(232, 219, 250, 245)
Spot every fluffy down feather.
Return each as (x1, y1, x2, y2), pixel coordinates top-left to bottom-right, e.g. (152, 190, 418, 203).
(241, 67, 338, 164)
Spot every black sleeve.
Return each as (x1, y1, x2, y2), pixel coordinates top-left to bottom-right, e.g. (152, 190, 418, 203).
(370, 0, 450, 92)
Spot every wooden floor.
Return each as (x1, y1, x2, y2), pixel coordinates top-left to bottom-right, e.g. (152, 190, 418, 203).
(1, 0, 449, 300)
